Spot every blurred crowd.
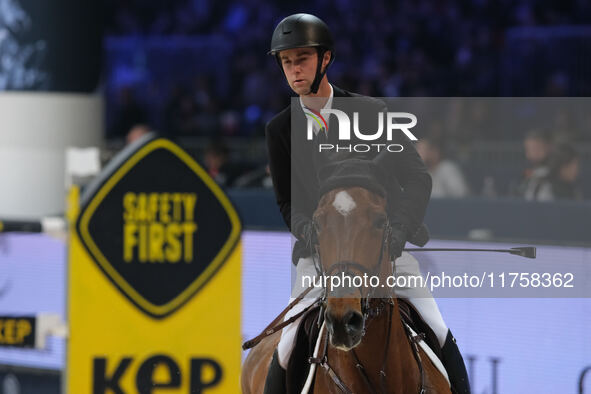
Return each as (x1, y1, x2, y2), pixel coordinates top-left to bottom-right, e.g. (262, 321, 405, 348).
(416, 132, 583, 201)
(124, 124, 583, 202)
(105, 0, 590, 201)
(515, 132, 582, 201)
(106, 0, 591, 137)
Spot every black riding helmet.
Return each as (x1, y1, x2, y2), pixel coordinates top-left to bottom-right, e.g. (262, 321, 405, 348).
(269, 13, 335, 94)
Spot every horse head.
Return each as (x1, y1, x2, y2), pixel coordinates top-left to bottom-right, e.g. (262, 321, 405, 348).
(314, 159, 393, 351)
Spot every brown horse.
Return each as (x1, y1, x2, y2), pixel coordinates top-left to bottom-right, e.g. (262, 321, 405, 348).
(242, 184, 450, 393)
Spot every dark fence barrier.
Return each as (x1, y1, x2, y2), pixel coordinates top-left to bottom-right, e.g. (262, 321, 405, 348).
(227, 189, 591, 246)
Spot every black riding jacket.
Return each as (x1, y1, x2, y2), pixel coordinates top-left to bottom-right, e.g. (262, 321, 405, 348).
(265, 85, 432, 263)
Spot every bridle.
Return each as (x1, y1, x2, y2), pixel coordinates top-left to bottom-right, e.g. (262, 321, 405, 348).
(311, 217, 392, 320)
(308, 214, 427, 394)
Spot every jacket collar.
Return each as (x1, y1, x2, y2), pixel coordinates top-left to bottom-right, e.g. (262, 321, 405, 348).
(332, 85, 349, 98)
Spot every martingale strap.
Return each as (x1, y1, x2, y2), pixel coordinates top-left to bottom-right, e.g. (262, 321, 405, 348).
(310, 325, 356, 394)
(403, 323, 427, 394)
(351, 347, 379, 394)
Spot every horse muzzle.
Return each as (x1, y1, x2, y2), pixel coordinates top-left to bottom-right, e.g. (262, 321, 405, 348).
(325, 308, 364, 351)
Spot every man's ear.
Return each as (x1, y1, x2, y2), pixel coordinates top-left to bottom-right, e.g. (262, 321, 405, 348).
(321, 50, 332, 72)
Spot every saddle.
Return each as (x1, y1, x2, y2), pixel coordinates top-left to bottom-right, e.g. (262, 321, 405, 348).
(284, 299, 442, 393)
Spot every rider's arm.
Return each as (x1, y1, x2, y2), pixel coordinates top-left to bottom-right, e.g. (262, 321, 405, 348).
(375, 128, 432, 240)
(265, 118, 311, 241)
(392, 136, 432, 237)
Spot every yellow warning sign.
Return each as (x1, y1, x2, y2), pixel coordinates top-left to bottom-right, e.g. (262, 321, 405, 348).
(66, 137, 241, 393)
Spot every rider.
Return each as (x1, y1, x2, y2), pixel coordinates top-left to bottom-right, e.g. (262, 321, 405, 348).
(264, 13, 471, 393)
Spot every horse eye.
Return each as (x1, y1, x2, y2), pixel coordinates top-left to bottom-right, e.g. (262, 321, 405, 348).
(373, 215, 387, 229)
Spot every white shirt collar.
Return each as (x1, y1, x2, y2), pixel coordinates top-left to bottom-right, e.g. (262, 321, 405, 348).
(299, 83, 334, 112)
(299, 84, 333, 136)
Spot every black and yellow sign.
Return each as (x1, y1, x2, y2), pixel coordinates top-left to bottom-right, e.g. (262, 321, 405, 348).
(76, 138, 240, 318)
(0, 316, 35, 348)
(67, 137, 242, 393)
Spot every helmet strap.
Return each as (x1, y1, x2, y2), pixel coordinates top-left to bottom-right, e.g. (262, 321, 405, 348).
(308, 48, 328, 95)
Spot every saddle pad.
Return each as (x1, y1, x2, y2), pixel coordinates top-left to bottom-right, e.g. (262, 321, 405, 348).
(405, 323, 450, 387)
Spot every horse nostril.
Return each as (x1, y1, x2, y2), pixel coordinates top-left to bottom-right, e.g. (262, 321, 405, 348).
(344, 311, 364, 335)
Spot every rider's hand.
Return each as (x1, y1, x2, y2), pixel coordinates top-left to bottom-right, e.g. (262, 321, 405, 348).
(300, 219, 318, 249)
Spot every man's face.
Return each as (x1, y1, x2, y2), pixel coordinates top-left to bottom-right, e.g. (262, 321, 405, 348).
(279, 47, 329, 95)
(204, 152, 225, 171)
(524, 137, 550, 166)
